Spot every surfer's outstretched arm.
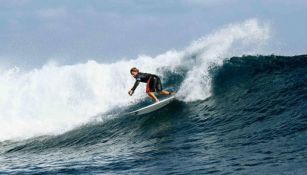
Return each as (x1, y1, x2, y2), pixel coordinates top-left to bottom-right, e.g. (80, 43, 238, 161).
(128, 80, 140, 96)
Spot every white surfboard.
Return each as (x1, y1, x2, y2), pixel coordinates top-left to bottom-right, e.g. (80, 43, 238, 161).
(129, 96, 176, 115)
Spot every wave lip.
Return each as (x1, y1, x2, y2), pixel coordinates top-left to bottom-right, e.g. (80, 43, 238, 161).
(178, 19, 270, 101)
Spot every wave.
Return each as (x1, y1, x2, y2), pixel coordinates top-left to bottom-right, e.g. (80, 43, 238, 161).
(211, 55, 307, 96)
(0, 19, 270, 141)
(3, 54, 306, 155)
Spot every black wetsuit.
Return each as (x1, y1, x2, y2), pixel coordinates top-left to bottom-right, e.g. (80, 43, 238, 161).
(131, 72, 162, 93)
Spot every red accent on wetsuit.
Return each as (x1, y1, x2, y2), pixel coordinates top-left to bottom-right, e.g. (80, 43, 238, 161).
(146, 77, 151, 93)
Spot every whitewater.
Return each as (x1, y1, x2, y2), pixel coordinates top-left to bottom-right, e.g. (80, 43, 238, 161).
(0, 19, 270, 141)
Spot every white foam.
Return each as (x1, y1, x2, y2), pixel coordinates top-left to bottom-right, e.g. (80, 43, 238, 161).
(177, 19, 270, 101)
(0, 19, 270, 141)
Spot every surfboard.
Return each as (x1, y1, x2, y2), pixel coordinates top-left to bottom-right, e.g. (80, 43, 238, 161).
(129, 96, 176, 115)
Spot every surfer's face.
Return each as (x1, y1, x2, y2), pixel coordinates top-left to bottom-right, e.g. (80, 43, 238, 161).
(131, 71, 138, 77)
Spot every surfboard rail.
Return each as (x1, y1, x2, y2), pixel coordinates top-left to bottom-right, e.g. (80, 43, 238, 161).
(129, 96, 176, 115)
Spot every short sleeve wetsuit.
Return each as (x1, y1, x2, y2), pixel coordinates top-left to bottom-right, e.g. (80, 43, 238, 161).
(131, 72, 162, 93)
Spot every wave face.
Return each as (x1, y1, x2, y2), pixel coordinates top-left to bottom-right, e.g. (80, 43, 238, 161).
(1, 20, 307, 174)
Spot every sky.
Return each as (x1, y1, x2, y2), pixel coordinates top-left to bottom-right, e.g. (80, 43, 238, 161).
(0, 0, 306, 69)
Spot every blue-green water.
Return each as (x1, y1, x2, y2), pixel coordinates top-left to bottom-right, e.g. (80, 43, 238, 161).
(0, 55, 306, 174)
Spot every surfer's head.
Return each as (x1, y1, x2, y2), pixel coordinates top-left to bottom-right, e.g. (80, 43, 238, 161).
(130, 67, 139, 77)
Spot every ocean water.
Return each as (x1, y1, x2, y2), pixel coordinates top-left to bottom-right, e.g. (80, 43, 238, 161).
(0, 19, 306, 174)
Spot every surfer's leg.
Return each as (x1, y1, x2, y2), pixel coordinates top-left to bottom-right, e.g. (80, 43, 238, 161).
(157, 78, 175, 95)
(148, 77, 156, 92)
(158, 90, 176, 95)
(155, 77, 168, 95)
(148, 92, 159, 102)
(155, 78, 175, 95)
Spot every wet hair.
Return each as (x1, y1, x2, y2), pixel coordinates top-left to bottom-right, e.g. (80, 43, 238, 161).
(130, 67, 139, 74)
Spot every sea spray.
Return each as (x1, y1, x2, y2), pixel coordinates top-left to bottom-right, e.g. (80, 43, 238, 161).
(177, 19, 270, 101)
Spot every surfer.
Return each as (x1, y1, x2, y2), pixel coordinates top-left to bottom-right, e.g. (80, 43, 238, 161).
(128, 67, 175, 102)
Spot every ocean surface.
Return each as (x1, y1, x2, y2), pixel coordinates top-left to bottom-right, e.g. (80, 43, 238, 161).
(0, 20, 306, 174)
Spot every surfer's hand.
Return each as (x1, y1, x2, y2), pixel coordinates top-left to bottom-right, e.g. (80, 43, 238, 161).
(128, 90, 134, 96)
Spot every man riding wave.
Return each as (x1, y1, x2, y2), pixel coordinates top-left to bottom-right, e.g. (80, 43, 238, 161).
(128, 67, 175, 102)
